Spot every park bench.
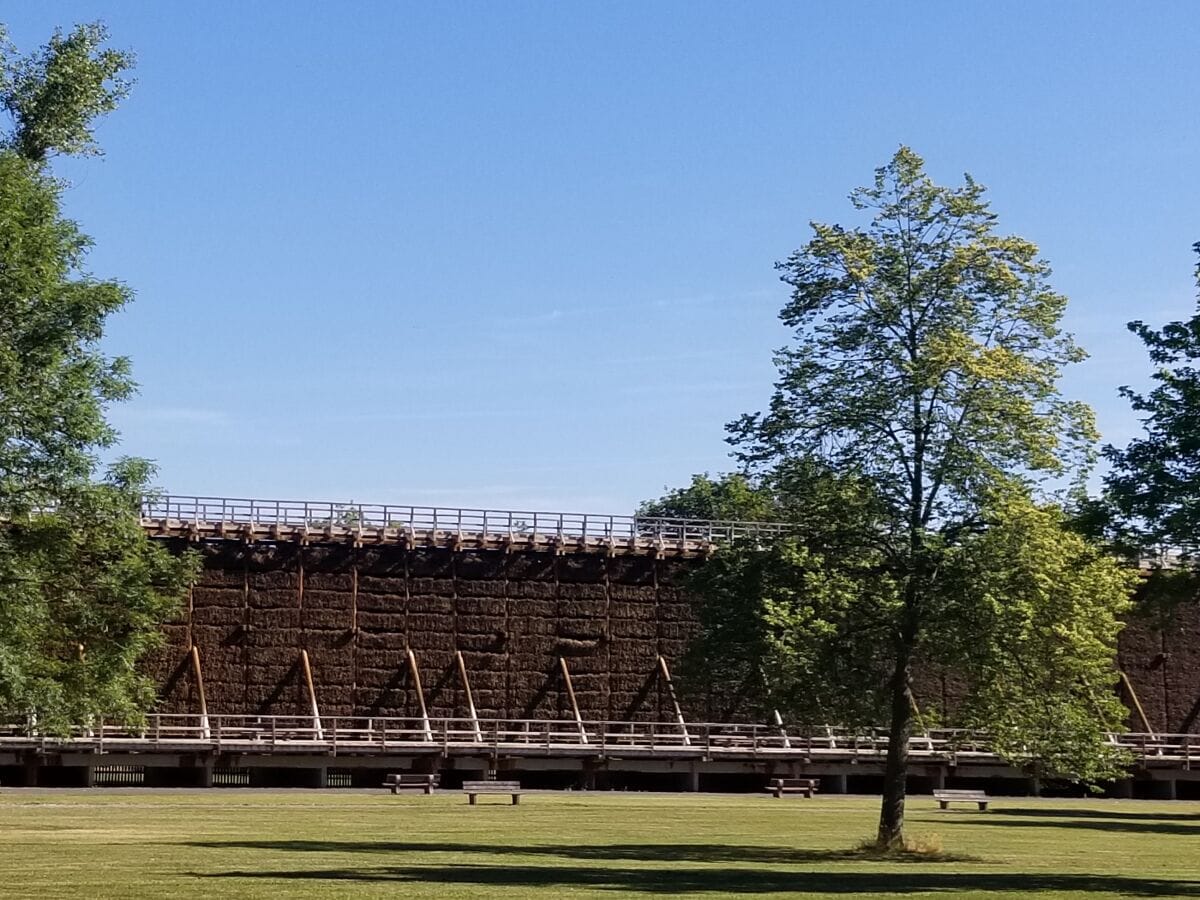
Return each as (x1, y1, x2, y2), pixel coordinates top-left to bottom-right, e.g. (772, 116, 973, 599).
(933, 789, 990, 810)
(765, 777, 819, 798)
(462, 780, 523, 805)
(382, 773, 439, 795)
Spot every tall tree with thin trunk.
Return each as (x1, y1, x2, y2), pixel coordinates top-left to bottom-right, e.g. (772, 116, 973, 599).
(728, 147, 1114, 847)
(0, 23, 195, 730)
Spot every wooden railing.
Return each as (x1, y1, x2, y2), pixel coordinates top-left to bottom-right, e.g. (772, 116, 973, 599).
(1, 715, 1194, 767)
(140, 494, 795, 546)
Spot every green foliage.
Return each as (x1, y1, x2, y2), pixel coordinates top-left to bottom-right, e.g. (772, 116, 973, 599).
(0, 463, 198, 731)
(1105, 243, 1200, 561)
(935, 497, 1135, 783)
(0, 149, 134, 504)
(1, 22, 133, 162)
(0, 23, 194, 727)
(638, 473, 776, 522)
(669, 148, 1131, 846)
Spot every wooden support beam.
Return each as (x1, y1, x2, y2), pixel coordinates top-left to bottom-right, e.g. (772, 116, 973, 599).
(190, 645, 210, 740)
(909, 693, 933, 749)
(558, 657, 588, 744)
(456, 650, 483, 741)
(407, 649, 433, 741)
(773, 709, 791, 750)
(1119, 670, 1157, 739)
(299, 649, 324, 740)
(657, 656, 691, 746)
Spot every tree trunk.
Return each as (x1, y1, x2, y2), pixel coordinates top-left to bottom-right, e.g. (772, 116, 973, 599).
(877, 641, 914, 849)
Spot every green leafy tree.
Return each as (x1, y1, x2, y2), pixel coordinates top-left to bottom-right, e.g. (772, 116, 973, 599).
(638, 473, 776, 523)
(0, 23, 195, 729)
(716, 147, 1133, 847)
(1105, 244, 1200, 562)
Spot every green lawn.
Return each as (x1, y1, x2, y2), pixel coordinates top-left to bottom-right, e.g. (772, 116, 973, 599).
(1, 790, 1198, 898)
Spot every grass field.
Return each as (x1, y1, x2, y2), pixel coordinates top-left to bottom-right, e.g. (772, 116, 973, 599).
(1, 790, 1198, 898)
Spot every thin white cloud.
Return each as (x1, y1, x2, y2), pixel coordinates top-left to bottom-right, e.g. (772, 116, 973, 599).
(113, 407, 233, 426)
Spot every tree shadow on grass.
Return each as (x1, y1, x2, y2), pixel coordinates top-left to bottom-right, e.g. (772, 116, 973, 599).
(998, 807, 1200, 823)
(183, 840, 977, 865)
(192, 865, 1200, 895)
(955, 818, 1200, 837)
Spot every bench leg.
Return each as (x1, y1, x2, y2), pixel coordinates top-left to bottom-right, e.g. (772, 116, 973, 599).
(469, 794, 477, 805)
(424, 785, 433, 795)
(773, 787, 782, 799)
(512, 794, 520, 805)
(939, 800, 948, 810)
(979, 802, 988, 811)
(803, 789, 812, 798)
(391, 786, 398, 795)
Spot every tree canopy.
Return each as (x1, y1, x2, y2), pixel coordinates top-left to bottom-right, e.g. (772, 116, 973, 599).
(659, 148, 1135, 848)
(0, 23, 194, 730)
(1105, 244, 1200, 562)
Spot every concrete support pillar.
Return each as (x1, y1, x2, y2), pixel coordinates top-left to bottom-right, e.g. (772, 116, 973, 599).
(1027, 776, 1041, 797)
(823, 773, 848, 794)
(1111, 778, 1134, 799)
(1149, 778, 1177, 801)
(932, 768, 947, 790)
(686, 765, 700, 793)
(580, 762, 597, 791)
(299, 766, 328, 789)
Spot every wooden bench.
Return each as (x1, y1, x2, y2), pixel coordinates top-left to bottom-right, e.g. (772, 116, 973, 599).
(462, 780, 522, 805)
(933, 789, 990, 810)
(382, 773, 440, 795)
(765, 777, 819, 798)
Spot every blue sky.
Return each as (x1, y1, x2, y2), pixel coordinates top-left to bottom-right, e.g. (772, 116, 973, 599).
(5, 2, 1199, 514)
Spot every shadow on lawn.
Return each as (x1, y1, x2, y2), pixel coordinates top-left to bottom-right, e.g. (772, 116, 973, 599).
(998, 807, 1200, 823)
(955, 817, 1200, 837)
(184, 840, 976, 865)
(192, 865, 1200, 895)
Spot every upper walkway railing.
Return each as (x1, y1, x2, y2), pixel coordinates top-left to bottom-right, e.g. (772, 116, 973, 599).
(141, 494, 795, 546)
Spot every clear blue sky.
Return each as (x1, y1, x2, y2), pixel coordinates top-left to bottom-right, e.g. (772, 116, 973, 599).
(6, 2, 1199, 514)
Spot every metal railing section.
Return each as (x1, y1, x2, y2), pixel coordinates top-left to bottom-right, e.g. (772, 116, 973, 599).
(140, 494, 796, 545)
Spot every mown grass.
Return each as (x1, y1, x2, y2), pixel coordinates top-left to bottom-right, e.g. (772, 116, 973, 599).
(1, 790, 1198, 898)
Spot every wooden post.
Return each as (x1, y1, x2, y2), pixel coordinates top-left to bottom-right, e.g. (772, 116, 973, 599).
(299, 649, 324, 740)
(407, 649, 433, 741)
(190, 645, 210, 740)
(657, 656, 691, 747)
(909, 693, 933, 749)
(456, 650, 483, 742)
(1119, 670, 1157, 739)
(773, 709, 791, 750)
(558, 657, 588, 744)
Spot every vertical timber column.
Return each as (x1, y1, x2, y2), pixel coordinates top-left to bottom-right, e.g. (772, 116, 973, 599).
(351, 548, 359, 715)
(503, 553, 513, 720)
(604, 555, 613, 722)
(298, 543, 307, 721)
(185, 578, 196, 713)
(554, 552, 563, 718)
(451, 551, 460, 716)
(402, 549, 412, 656)
(298, 543, 306, 638)
(241, 553, 251, 712)
(653, 556, 663, 720)
(1160, 628, 1170, 737)
(185, 581, 195, 652)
